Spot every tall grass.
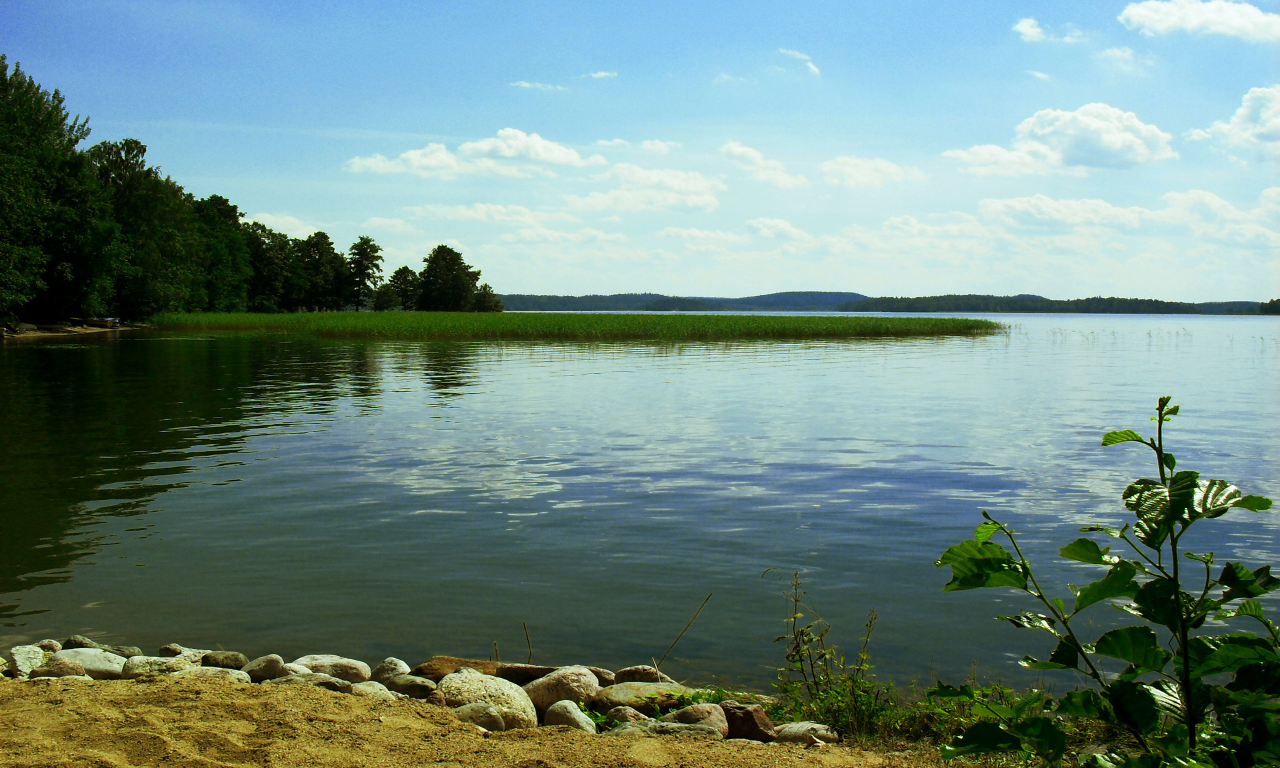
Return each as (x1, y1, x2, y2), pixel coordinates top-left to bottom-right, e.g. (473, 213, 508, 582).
(152, 311, 1002, 341)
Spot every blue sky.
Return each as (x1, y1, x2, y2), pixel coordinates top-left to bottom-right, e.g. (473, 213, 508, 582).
(5, 0, 1278, 300)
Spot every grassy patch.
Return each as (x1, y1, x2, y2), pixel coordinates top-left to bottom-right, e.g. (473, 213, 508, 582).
(152, 311, 1003, 341)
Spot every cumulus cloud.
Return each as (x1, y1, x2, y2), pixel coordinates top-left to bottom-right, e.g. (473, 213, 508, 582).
(641, 140, 681, 154)
(503, 227, 626, 243)
(405, 203, 575, 226)
(747, 218, 813, 240)
(460, 128, 606, 167)
(1188, 85, 1280, 161)
(778, 48, 821, 75)
(1012, 17, 1084, 43)
(1097, 47, 1155, 75)
(720, 141, 809, 189)
(585, 71, 618, 79)
(944, 103, 1176, 176)
(979, 195, 1147, 227)
(363, 216, 416, 233)
(564, 163, 726, 211)
(597, 138, 630, 147)
(1119, 0, 1280, 42)
(510, 81, 568, 91)
(250, 213, 318, 238)
(657, 227, 752, 244)
(818, 156, 927, 189)
(347, 129, 605, 180)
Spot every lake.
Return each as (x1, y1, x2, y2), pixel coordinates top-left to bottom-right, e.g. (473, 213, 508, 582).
(2, 314, 1277, 690)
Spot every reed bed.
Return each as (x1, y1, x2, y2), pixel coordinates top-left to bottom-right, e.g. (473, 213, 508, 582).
(153, 311, 1003, 341)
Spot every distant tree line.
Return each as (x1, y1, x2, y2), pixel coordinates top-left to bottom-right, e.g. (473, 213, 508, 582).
(841, 295, 1271, 315)
(0, 55, 499, 322)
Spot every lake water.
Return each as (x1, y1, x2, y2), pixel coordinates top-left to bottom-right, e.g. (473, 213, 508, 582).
(2, 314, 1277, 690)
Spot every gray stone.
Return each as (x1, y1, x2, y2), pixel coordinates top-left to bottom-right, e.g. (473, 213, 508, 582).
(158, 644, 210, 664)
(201, 651, 249, 670)
(438, 666, 537, 730)
(123, 655, 196, 678)
(544, 700, 597, 733)
(613, 665, 677, 684)
(661, 703, 728, 737)
(454, 703, 505, 731)
(6, 646, 47, 679)
(291, 655, 371, 683)
(523, 666, 600, 717)
(242, 654, 288, 682)
(173, 667, 252, 683)
(29, 658, 85, 679)
(647, 721, 723, 739)
(412, 656, 500, 681)
(602, 723, 651, 739)
(105, 646, 143, 659)
(590, 681, 691, 716)
(370, 657, 411, 683)
(61, 635, 101, 650)
(351, 681, 397, 700)
(605, 706, 651, 725)
(52, 648, 127, 680)
(34, 639, 62, 653)
(774, 721, 839, 744)
(719, 700, 776, 742)
(382, 673, 437, 699)
(264, 672, 352, 694)
(282, 663, 311, 676)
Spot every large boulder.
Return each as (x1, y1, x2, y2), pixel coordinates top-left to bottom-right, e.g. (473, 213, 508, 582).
(661, 703, 728, 737)
(291, 655, 370, 683)
(605, 706, 651, 725)
(382, 674, 437, 699)
(173, 667, 252, 684)
(52, 648, 127, 680)
(719, 701, 776, 742)
(523, 666, 600, 717)
(6, 646, 47, 679)
(411, 656, 499, 681)
(350, 681, 397, 701)
(61, 635, 101, 650)
(201, 651, 248, 670)
(590, 681, 690, 716)
(774, 721, 839, 744)
(545, 700, 597, 733)
(30, 658, 86, 679)
(613, 665, 676, 684)
(123, 655, 196, 678)
(453, 703, 505, 731)
(438, 667, 537, 730)
(370, 658, 411, 683)
(242, 654, 289, 682)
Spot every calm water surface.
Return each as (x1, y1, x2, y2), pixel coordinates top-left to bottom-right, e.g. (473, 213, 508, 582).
(2, 314, 1277, 689)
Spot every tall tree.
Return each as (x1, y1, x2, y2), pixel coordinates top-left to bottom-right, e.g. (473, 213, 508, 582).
(298, 231, 348, 311)
(418, 245, 480, 311)
(244, 221, 291, 312)
(472, 282, 504, 313)
(346, 235, 383, 310)
(387, 265, 419, 310)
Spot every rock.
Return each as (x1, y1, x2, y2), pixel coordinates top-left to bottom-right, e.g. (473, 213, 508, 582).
(661, 703, 729, 737)
(613, 665, 677, 684)
(62, 635, 101, 650)
(411, 656, 499, 681)
(105, 646, 143, 659)
(201, 651, 248, 670)
(293, 654, 371, 683)
(544, 700, 597, 733)
(173, 667, 252, 683)
(453, 703, 505, 732)
(351, 681, 397, 701)
(34, 639, 62, 653)
(719, 701, 776, 742)
(605, 706, 651, 725)
(495, 663, 558, 686)
(264, 672, 352, 694)
(590, 682, 691, 716)
(123, 655, 196, 678)
(52, 648, 127, 680)
(242, 654, 289, 682)
(158, 644, 210, 664)
(6, 646, 47, 679)
(438, 667, 537, 730)
(774, 721, 839, 744)
(589, 667, 617, 687)
(29, 658, 85, 679)
(523, 666, 600, 717)
(370, 657, 411, 683)
(647, 721, 723, 739)
(602, 722, 650, 739)
(382, 674, 437, 699)
(424, 690, 446, 707)
(282, 663, 311, 675)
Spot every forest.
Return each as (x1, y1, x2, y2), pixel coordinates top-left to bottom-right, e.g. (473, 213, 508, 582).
(0, 55, 500, 323)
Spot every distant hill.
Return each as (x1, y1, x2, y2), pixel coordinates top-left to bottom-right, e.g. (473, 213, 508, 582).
(500, 291, 868, 312)
(840, 295, 1263, 315)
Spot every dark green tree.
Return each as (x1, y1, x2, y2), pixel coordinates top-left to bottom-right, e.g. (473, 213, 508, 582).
(387, 265, 419, 309)
(298, 231, 348, 311)
(346, 235, 383, 310)
(472, 282, 504, 313)
(419, 244, 480, 311)
(1262, 299, 1280, 315)
(244, 221, 291, 312)
(371, 283, 399, 311)
(192, 195, 250, 312)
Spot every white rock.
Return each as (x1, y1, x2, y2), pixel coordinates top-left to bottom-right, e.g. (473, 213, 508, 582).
(158, 644, 210, 664)
(282, 663, 311, 675)
(123, 655, 196, 678)
(371, 657, 411, 684)
(242, 654, 288, 682)
(453, 703, 505, 731)
(6, 646, 47, 679)
(351, 681, 397, 700)
(291, 655, 371, 683)
(544, 700, 597, 733)
(173, 667, 252, 683)
(774, 721, 839, 744)
(524, 666, 601, 717)
(52, 648, 127, 680)
(439, 667, 537, 730)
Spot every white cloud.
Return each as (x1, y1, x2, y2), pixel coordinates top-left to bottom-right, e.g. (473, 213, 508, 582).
(1188, 85, 1280, 161)
(250, 213, 318, 238)
(1097, 47, 1155, 75)
(657, 227, 752, 244)
(460, 128, 606, 167)
(597, 138, 630, 147)
(510, 81, 568, 91)
(503, 227, 626, 243)
(1028, 70, 1052, 81)
(585, 71, 618, 79)
(406, 203, 574, 226)
(641, 140, 681, 154)
(747, 218, 813, 240)
(1119, 0, 1280, 42)
(363, 216, 416, 233)
(720, 141, 809, 189)
(778, 48, 821, 76)
(564, 163, 726, 211)
(713, 73, 749, 85)
(979, 195, 1147, 227)
(1012, 17, 1084, 43)
(944, 103, 1176, 176)
(818, 156, 927, 189)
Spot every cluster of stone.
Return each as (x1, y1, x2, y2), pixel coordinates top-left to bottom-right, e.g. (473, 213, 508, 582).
(2, 639, 836, 745)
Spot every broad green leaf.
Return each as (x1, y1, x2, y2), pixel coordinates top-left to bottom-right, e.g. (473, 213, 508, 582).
(1056, 689, 1107, 719)
(936, 539, 1028, 592)
(1020, 639, 1080, 670)
(1073, 562, 1139, 614)
(997, 612, 1056, 633)
(1005, 716, 1068, 764)
(1236, 599, 1264, 619)
(972, 702, 1015, 719)
(1162, 452, 1176, 472)
(1107, 681, 1161, 734)
(1167, 470, 1200, 522)
(1235, 495, 1273, 512)
(973, 520, 1001, 543)
(1095, 626, 1170, 672)
(939, 722, 1021, 760)
(1194, 633, 1279, 677)
(1060, 538, 1115, 565)
(1102, 429, 1147, 447)
(928, 683, 976, 700)
(1219, 562, 1280, 602)
(1130, 578, 1185, 631)
(1190, 478, 1252, 521)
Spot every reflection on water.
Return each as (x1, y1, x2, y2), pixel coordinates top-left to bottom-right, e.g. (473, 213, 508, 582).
(1, 317, 1276, 688)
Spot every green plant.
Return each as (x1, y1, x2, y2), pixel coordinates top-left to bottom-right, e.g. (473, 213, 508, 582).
(935, 396, 1276, 767)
